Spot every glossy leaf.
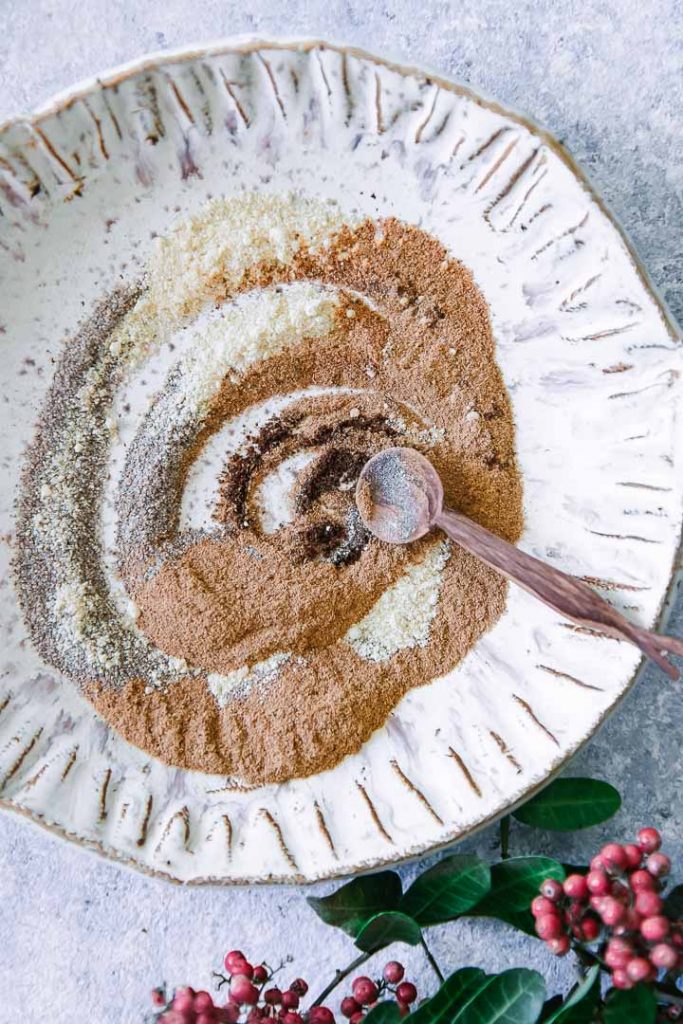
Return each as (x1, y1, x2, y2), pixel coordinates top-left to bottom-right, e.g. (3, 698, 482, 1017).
(542, 966, 600, 1023)
(603, 984, 656, 1024)
(400, 855, 491, 925)
(355, 911, 422, 953)
(458, 969, 546, 1023)
(307, 872, 402, 937)
(663, 883, 683, 919)
(513, 779, 621, 831)
(470, 858, 565, 935)
(364, 1004, 401, 1024)
(410, 968, 489, 1024)
(412, 968, 545, 1024)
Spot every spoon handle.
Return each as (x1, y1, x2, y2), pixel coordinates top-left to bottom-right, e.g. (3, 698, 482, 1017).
(435, 506, 683, 680)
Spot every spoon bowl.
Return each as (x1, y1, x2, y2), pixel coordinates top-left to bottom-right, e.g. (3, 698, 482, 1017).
(356, 447, 444, 544)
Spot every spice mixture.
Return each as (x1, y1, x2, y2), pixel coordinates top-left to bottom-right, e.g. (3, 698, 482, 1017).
(14, 193, 522, 784)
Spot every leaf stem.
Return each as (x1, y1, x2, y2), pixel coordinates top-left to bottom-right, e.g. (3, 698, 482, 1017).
(310, 951, 372, 1007)
(420, 936, 445, 984)
(499, 816, 511, 860)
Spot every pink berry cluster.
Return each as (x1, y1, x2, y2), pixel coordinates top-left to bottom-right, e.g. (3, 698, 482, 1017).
(340, 962, 417, 1022)
(150, 953, 418, 1024)
(151, 950, 329, 1024)
(530, 828, 683, 992)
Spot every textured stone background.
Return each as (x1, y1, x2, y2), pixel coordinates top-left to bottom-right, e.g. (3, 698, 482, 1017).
(1, 2, 681, 1022)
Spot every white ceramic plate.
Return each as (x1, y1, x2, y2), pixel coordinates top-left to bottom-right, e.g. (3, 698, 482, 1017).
(1, 38, 681, 884)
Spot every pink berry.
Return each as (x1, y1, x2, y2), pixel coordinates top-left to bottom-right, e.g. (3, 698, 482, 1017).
(650, 943, 678, 970)
(222, 1004, 240, 1024)
(580, 916, 601, 942)
(630, 869, 657, 892)
(253, 965, 268, 985)
(248, 1010, 264, 1023)
(231, 976, 259, 1006)
(282, 992, 300, 1011)
(197, 1015, 216, 1024)
(352, 979, 378, 1006)
(605, 938, 633, 970)
(590, 854, 607, 871)
(350, 1014, 365, 1024)
(310, 1009, 334, 1024)
(342, 998, 361, 1019)
(396, 983, 417, 1005)
(195, 992, 215, 1013)
(672, 930, 683, 949)
(601, 844, 628, 872)
(598, 897, 625, 927)
(610, 969, 633, 991)
(586, 870, 611, 896)
(397, 1006, 410, 1020)
(173, 990, 195, 1013)
(215, 1011, 237, 1024)
(623, 844, 643, 869)
(540, 879, 563, 901)
(265, 989, 282, 1006)
(641, 915, 670, 942)
(532, 895, 557, 918)
(161, 1014, 190, 1024)
(225, 951, 247, 973)
(152, 989, 167, 1008)
(635, 890, 663, 917)
(646, 852, 671, 878)
(626, 957, 652, 984)
(637, 827, 662, 853)
(547, 935, 570, 956)
(383, 961, 405, 984)
(290, 980, 309, 997)
(283, 1014, 303, 1024)
(535, 914, 564, 940)
(562, 874, 588, 900)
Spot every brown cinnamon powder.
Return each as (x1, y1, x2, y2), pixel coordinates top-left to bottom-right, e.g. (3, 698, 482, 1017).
(87, 218, 523, 783)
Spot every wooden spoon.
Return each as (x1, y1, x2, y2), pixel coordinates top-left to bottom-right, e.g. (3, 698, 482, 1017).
(356, 446, 683, 680)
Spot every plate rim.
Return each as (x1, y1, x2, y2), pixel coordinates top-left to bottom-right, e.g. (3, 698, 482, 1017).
(1, 35, 681, 886)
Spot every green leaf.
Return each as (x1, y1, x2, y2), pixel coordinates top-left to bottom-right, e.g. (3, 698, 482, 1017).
(410, 969, 489, 1024)
(364, 1005, 401, 1024)
(307, 872, 402, 937)
(603, 984, 656, 1024)
(663, 883, 683, 919)
(459, 969, 546, 1023)
(513, 779, 621, 832)
(355, 911, 422, 953)
(400, 855, 491, 926)
(542, 967, 600, 1023)
(470, 858, 565, 935)
(412, 969, 545, 1024)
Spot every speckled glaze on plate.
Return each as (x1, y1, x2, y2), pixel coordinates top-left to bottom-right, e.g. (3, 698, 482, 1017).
(0, 38, 681, 884)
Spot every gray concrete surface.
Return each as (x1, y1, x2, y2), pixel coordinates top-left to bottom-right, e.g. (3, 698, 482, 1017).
(1, 2, 682, 1021)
